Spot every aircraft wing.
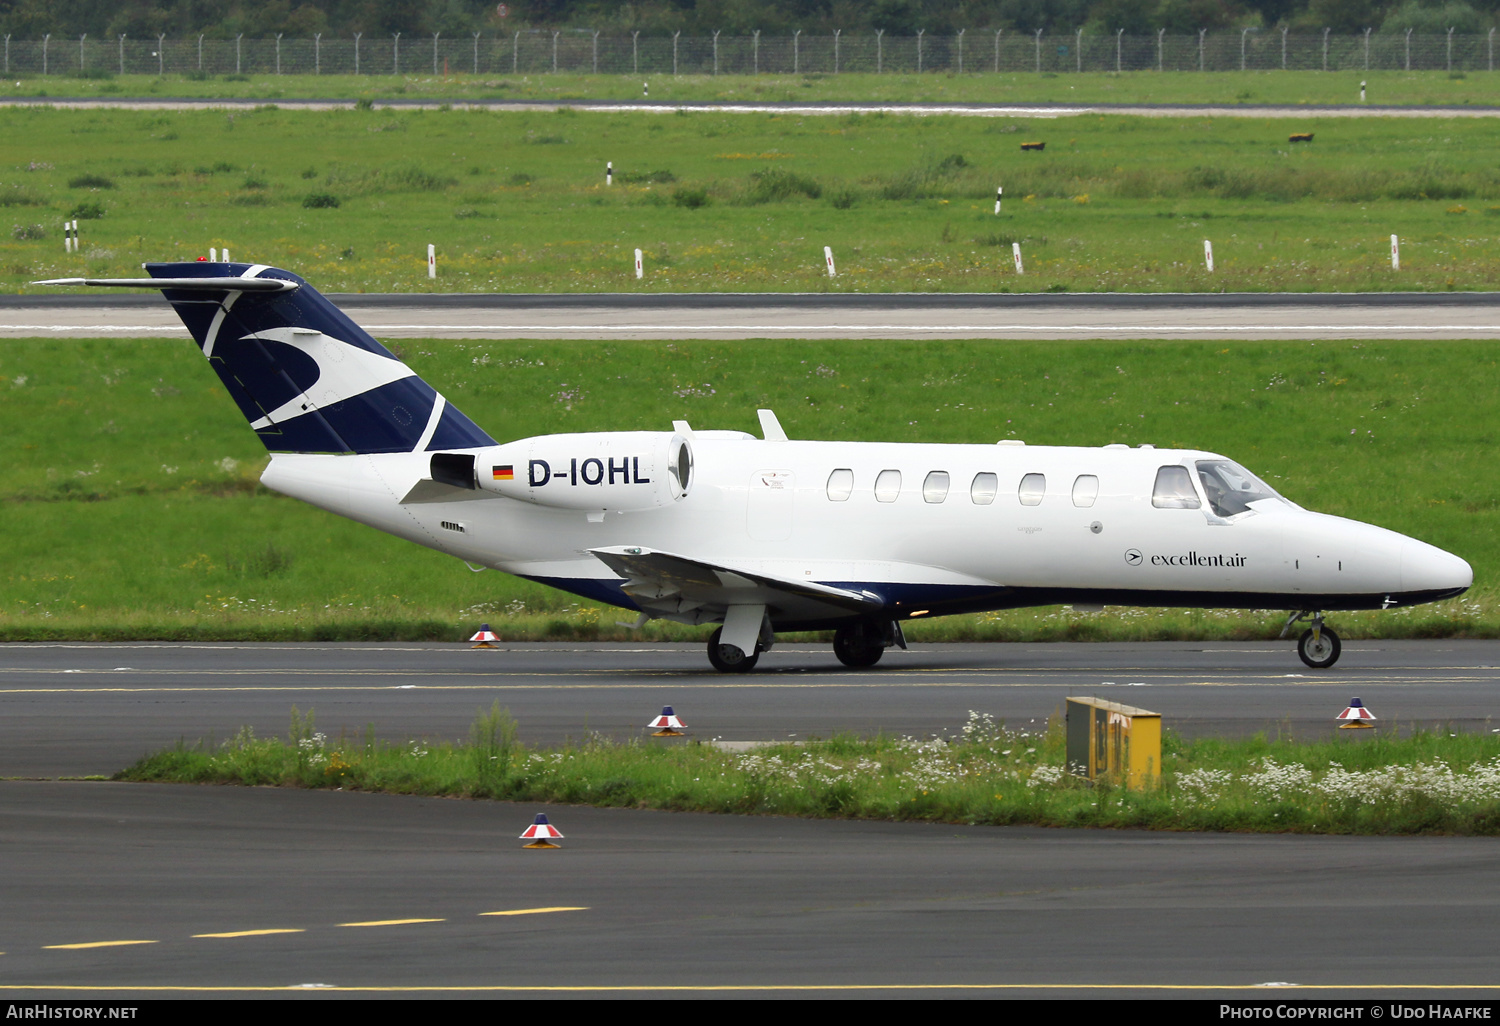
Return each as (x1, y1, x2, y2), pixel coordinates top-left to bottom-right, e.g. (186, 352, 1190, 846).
(589, 545, 884, 624)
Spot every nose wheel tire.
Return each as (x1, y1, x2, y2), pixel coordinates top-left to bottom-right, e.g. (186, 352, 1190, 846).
(833, 623, 886, 668)
(1297, 626, 1342, 669)
(707, 627, 760, 673)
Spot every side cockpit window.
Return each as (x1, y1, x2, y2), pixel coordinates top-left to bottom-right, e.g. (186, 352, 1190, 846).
(1151, 466, 1201, 509)
(1196, 460, 1279, 517)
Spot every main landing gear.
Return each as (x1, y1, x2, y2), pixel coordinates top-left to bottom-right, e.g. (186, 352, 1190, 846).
(707, 626, 760, 673)
(1283, 611, 1342, 669)
(705, 618, 908, 673)
(833, 619, 907, 669)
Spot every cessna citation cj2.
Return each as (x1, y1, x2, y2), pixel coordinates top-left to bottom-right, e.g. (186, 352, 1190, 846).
(40, 263, 1472, 672)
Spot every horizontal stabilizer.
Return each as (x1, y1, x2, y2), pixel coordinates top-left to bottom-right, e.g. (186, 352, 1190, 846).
(33, 276, 300, 292)
(590, 545, 883, 623)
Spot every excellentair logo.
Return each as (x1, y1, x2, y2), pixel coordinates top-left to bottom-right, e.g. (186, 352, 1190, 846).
(527, 457, 652, 488)
(1150, 551, 1248, 568)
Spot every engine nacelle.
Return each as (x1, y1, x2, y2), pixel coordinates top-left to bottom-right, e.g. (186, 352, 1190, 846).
(469, 431, 693, 512)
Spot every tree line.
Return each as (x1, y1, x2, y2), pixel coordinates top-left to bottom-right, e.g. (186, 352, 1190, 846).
(1, 0, 1495, 44)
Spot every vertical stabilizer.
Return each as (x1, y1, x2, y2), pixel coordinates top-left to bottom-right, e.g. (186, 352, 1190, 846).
(147, 261, 494, 455)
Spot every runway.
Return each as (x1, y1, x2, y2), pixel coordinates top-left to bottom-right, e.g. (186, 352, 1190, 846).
(5, 291, 1499, 340)
(2, 640, 1499, 997)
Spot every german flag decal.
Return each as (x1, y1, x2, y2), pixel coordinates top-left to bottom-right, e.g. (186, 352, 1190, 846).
(492, 465, 514, 481)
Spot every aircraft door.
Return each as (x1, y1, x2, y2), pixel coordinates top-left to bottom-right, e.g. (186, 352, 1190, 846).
(747, 469, 795, 541)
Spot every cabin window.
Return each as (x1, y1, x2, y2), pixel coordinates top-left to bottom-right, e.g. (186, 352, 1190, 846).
(1196, 460, 1279, 517)
(875, 469, 902, 503)
(970, 472, 998, 505)
(1071, 475, 1099, 508)
(826, 468, 853, 501)
(1018, 473, 1046, 506)
(923, 471, 950, 504)
(1152, 465, 1201, 509)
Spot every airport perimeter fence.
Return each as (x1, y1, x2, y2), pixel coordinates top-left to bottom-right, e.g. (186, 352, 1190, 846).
(2, 30, 1499, 79)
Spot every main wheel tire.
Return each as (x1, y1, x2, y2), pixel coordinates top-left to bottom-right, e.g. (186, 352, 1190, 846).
(833, 623, 885, 668)
(707, 626, 760, 673)
(1297, 626, 1342, 669)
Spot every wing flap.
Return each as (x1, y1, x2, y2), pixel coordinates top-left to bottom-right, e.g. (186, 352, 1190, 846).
(590, 546, 882, 622)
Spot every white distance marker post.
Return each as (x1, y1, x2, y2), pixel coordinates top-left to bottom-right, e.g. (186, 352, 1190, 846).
(1204, 239, 1214, 272)
(824, 246, 836, 277)
(1012, 242, 1024, 275)
(427, 244, 436, 279)
(643, 82, 648, 97)
(222, 248, 230, 263)
(62, 221, 69, 253)
(1390, 234, 1400, 270)
(606, 161, 612, 186)
(210, 247, 218, 262)
(634, 248, 644, 279)
(994, 185, 1003, 215)
(1361, 80, 1367, 103)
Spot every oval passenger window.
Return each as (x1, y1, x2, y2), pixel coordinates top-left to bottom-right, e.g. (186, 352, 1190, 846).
(1017, 473, 1045, 506)
(970, 472, 998, 505)
(1072, 475, 1099, 508)
(826, 468, 853, 501)
(874, 469, 902, 503)
(923, 471, 950, 504)
(1152, 465, 1201, 509)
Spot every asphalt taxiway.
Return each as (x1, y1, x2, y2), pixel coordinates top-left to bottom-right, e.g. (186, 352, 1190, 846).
(4, 291, 1499, 340)
(4, 640, 1499, 778)
(1, 640, 1498, 997)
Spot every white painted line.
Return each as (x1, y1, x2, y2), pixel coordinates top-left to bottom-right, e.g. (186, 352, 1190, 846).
(575, 103, 1083, 118)
(0, 325, 190, 333)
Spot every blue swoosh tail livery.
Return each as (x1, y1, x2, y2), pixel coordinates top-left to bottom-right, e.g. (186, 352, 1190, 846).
(35, 263, 1473, 673)
(150, 261, 494, 455)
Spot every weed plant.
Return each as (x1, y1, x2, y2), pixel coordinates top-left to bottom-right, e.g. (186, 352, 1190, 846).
(6, 106, 1500, 293)
(0, 336, 1492, 641)
(118, 707, 1500, 835)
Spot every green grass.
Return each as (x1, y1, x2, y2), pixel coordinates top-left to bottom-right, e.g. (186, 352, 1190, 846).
(6, 105, 1500, 294)
(0, 336, 1493, 641)
(116, 705, 1500, 835)
(10, 69, 1500, 107)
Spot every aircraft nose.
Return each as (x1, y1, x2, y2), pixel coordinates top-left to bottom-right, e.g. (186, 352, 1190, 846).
(1401, 538, 1473, 596)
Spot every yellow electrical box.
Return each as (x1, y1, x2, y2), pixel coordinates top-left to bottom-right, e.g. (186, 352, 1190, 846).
(1065, 698, 1161, 790)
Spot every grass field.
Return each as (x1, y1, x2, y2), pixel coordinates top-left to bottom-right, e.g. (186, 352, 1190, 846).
(5, 104, 1500, 294)
(1, 335, 1492, 642)
(7, 69, 1500, 107)
(118, 706, 1500, 835)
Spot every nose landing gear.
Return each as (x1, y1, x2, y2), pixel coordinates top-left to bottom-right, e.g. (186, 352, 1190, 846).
(1283, 611, 1342, 668)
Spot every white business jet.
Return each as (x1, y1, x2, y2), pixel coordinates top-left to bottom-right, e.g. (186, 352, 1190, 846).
(38, 264, 1473, 672)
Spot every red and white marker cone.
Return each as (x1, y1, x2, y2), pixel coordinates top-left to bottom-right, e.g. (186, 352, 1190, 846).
(470, 623, 499, 649)
(1336, 697, 1376, 730)
(648, 705, 686, 736)
(520, 813, 563, 849)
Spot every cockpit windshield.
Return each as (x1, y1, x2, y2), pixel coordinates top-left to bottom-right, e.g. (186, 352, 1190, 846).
(1196, 460, 1281, 518)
